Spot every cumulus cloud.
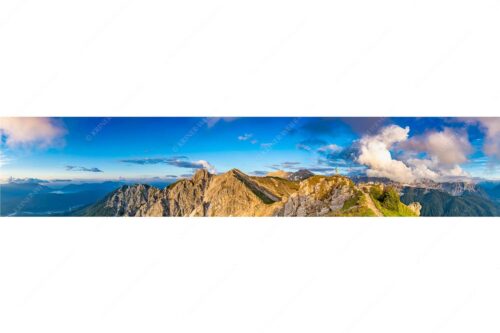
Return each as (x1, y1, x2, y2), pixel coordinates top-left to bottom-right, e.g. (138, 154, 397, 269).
(66, 165, 103, 173)
(120, 156, 216, 174)
(238, 133, 253, 141)
(191, 160, 217, 174)
(401, 128, 472, 180)
(463, 117, 500, 159)
(357, 125, 415, 183)
(357, 125, 472, 183)
(0, 117, 66, 148)
(403, 128, 472, 165)
(405, 158, 439, 180)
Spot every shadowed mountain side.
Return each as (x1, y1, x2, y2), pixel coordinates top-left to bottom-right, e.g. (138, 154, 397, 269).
(401, 187, 500, 216)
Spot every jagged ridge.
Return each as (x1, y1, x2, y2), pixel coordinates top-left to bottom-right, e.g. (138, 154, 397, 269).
(79, 169, 421, 217)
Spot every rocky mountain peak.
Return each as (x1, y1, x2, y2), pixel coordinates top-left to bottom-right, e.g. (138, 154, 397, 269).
(288, 169, 314, 181)
(227, 168, 245, 176)
(192, 168, 211, 182)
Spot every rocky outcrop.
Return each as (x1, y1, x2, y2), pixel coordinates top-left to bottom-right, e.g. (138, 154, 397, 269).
(102, 184, 166, 216)
(166, 168, 212, 216)
(407, 202, 422, 216)
(281, 176, 354, 216)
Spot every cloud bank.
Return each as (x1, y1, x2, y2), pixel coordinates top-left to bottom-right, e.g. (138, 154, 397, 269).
(357, 125, 471, 183)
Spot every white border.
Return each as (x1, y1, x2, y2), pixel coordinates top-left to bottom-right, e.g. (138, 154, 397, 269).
(1, 1, 500, 332)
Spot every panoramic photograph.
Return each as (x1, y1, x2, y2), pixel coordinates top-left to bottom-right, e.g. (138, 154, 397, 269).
(1, 117, 499, 217)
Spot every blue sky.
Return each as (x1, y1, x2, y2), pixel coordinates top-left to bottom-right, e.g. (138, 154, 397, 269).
(0, 117, 499, 182)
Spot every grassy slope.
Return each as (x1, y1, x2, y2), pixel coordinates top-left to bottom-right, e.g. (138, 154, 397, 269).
(369, 185, 418, 217)
(330, 189, 377, 217)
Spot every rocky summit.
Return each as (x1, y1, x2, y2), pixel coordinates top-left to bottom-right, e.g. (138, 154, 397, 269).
(79, 169, 421, 217)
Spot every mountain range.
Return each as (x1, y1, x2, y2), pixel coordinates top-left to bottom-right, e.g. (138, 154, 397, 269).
(75, 169, 422, 217)
(2, 169, 499, 217)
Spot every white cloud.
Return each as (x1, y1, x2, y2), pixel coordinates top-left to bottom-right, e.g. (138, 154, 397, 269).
(406, 157, 469, 181)
(357, 125, 416, 183)
(406, 158, 439, 180)
(404, 128, 471, 165)
(357, 125, 472, 183)
(317, 144, 342, 154)
(238, 133, 253, 141)
(0, 117, 66, 148)
(444, 165, 469, 178)
(194, 160, 216, 174)
(402, 127, 472, 180)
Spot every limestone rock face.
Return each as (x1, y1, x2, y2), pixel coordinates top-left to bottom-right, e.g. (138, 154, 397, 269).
(202, 169, 280, 216)
(281, 176, 354, 216)
(166, 169, 212, 216)
(103, 184, 166, 216)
